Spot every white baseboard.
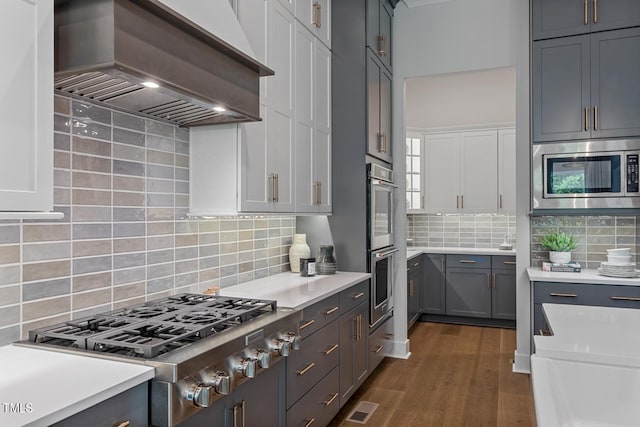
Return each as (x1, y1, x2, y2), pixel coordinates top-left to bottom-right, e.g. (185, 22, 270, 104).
(386, 338, 411, 359)
(512, 349, 531, 374)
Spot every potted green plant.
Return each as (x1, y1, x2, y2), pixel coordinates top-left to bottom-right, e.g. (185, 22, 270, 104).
(540, 231, 576, 264)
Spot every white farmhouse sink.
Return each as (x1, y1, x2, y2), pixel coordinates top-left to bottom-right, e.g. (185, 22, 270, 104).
(531, 355, 640, 427)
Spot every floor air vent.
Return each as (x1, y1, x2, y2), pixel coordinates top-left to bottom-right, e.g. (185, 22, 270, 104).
(345, 401, 379, 424)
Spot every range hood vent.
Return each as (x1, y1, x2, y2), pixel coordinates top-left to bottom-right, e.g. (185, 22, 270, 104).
(54, 0, 273, 126)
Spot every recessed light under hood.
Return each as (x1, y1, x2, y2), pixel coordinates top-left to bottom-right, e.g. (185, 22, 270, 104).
(54, 0, 274, 126)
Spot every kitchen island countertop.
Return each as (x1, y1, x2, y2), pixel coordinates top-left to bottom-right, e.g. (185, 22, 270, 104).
(0, 344, 154, 427)
(219, 271, 371, 310)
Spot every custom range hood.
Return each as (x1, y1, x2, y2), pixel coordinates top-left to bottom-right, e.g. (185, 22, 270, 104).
(54, 0, 273, 126)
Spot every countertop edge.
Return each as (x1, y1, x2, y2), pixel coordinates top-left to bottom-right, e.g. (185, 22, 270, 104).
(408, 246, 517, 256)
(527, 266, 640, 286)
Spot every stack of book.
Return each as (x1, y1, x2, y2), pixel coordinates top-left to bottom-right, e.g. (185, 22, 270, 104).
(541, 261, 581, 272)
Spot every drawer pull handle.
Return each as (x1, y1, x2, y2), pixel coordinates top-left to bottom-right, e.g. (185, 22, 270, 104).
(353, 292, 365, 300)
(459, 260, 476, 263)
(304, 418, 316, 427)
(549, 292, 577, 298)
(300, 319, 315, 330)
(322, 393, 339, 406)
(503, 261, 516, 265)
(610, 296, 640, 302)
(373, 345, 384, 354)
(324, 344, 339, 355)
(539, 329, 551, 336)
(114, 422, 130, 427)
(297, 362, 315, 376)
(325, 306, 339, 315)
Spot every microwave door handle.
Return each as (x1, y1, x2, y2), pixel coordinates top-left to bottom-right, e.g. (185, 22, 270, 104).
(375, 247, 399, 258)
(372, 180, 398, 189)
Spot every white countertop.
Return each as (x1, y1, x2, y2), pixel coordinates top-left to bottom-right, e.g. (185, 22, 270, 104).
(534, 303, 640, 367)
(219, 271, 371, 310)
(408, 246, 516, 256)
(527, 267, 640, 286)
(0, 344, 154, 427)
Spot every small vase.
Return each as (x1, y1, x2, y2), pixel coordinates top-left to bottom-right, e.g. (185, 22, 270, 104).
(549, 251, 571, 264)
(289, 234, 311, 273)
(317, 245, 337, 275)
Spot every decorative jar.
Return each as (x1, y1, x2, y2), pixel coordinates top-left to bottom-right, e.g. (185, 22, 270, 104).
(289, 234, 311, 273)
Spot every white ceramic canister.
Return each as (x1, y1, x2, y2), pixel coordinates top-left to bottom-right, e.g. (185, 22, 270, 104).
(289, 233, 311, 273)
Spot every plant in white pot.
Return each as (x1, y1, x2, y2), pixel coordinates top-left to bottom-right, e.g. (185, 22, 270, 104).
(541, 231, 577, 264)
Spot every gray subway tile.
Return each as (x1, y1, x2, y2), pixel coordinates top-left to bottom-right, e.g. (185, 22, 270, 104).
(0, 306, 19, 328)
(114, 222, 145, 238)
(23, 278, 70, 302)
(148, 249, 174, 265)
(54, 95, 71, 115)
(113, 237, 146, 253)
(113, 160, 145, 177)
(73, 240, 111, 257)
(73, 224, 112, 240)
(73, 289, 112, 310)
(175, 127, 189, 142)
(176, 141, 189, 155)
(23, 296, 70, 322)
(72, 136, 111, 157)
(0, 266, 19, 286)
(147, 194, 174, 207)
(0, 226, 20, 244)
(73, 272, 112, 292)
(113, 143, 145, 162)
(114, 282, 145, 301)
(73, 255, 112, 275)
(147, 276, 174, 294)
(114, 175, 145, 192)
(23, 260, 70, 282)
(114, 252, 146, 269)
(113, 111, 145, 132)
(146, 121, 174, 138)
(147, 164, 174, 179)
(114, 192, 145, 207)
(147, 263, 174, 280)
(114, 128, 145, 147)
(73, 154, 111, 173)
(23, 242, 71, 262)
(72, 171, 111, 189)
(54, 114, 71, 132)
(147, 149, 174, 165)
(113, 267, 146, 286)
(54, 133, 71, 151)
(175, 167, 189, 181)
(0, 285, 20, 306)
(72, 100, 112, 125)
(114, 208, 146, 222)
(147, 178, 175, 193)
(71, 119, 111, 141)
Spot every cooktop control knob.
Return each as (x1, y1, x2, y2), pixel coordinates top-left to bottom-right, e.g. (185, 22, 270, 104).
(284, 332, 301, 351)
(271, 338, 290, 357)
(204, 371, 230, 395)
(247, 348, 271, 368)
(234, 357, 257, 378)
(187, 384, 214, 408)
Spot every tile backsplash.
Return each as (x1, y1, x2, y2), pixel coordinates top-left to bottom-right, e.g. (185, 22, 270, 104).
(407, 214, 517, 248)
(530, 216, 638, 269)
(0, 95, 294, 346)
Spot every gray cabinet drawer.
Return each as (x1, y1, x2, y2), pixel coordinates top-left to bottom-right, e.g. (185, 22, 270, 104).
(492, 255, 516, 270)
(340, 280, 370, 315)
(589, 284, 640, 309)
(369, 315, 393, 372)
(533, 282, 597, 305)
(287, 320, 340, 408)
(287, 366, 340, 427)
(299, 294, 341, 338)
(446, 254, 491, 269)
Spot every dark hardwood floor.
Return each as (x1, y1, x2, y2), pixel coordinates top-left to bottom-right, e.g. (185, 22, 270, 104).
(329, 322, 536, 427)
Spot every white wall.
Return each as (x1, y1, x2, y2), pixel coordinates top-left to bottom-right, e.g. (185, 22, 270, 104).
(405, 67, 516, 130)
(392, 0, 531, 372)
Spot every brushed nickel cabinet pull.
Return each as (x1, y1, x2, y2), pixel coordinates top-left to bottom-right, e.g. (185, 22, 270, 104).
(297, 362, 315, 376)
(486, 273, 490, 289)
(421, 195, 424, 209)
(584, 106, 589, 131)
(318, 181, 322, 205)
(268, 174, 274, 202)
(299, 319, 315, 330)
(312, 2, 321, 28)
(594, 105, 598, 130)
(593, 0, 598, 23)
(584, 0, 588, 24)
(242, 400, 246, 427)
(504, 261, 516, 265)
(461, 194, 463, 209)
(325, 306, 339, 315)
(114, 422, 130, 427)
(456, 195, 460, 209)
(610, 296, 640, 302)
(499, 194, 503, 209)
(324, 344, 339, 355)
(323, 393, 339, 406)
(492, 272, 496, 289)
(409, 279, 414, 296)
(459, 260, 476, 263)
(549, 292, 577, 298)
(353, 291, 365, 300)
(378, 34, 386, 56)
(274, 173, 279, 202)
(304, 418, 316, 427)
(377, 132, 383, 152)
(374, 345, 384, 353)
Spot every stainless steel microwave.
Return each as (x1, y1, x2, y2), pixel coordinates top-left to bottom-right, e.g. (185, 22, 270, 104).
(533, 139, 640, 210)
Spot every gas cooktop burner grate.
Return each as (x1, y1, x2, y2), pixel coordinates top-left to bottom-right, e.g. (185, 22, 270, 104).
(27, 294, 278, 358)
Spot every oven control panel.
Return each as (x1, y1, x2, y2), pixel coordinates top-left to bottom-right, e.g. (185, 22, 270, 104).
(627, 154, 639, 193)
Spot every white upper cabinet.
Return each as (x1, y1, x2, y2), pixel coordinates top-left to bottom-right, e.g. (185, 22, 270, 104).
(295, 0, 331, 48)
(498, 129, 516, 214)
(423, 130, 500, 214)
(190, 0, 330, 215)
(0, 0, 55, 215)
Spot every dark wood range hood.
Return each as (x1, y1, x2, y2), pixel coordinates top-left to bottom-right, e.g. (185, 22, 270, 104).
(54, 0, 273, 126)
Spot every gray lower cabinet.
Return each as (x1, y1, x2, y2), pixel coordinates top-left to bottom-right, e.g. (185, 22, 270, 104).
(407, 257, 422, 328)
(339, 301, 369, 406)
(446, 267, 492, 318)
(52, 382, 148, 427)
(491, 256, 517, 320)
(287, 367, 340, 427)
(368, 315, 393, 372)
(422, 254, 445, 315)
(532, 281, 640, 335)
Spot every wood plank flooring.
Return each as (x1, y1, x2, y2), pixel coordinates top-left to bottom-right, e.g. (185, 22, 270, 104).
(328, 322, 536, 427)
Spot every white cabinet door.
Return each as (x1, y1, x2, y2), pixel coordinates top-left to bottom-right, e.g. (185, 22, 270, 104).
(498, 128, 516, 214)
(268, 1, 295, 212)
(0, 0, 53, 212)
(460, 130, 498, 213)
(295, 0, 330, 48)
(313, 40, 331, 212)
(425, 134, 460, 213)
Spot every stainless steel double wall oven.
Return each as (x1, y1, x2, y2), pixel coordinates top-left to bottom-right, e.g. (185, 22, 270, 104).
(367, 164, 397, 328)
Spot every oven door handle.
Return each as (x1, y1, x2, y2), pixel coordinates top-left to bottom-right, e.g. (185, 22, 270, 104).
(371, 179, 398, 189)
(373, 247, 399, 258)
